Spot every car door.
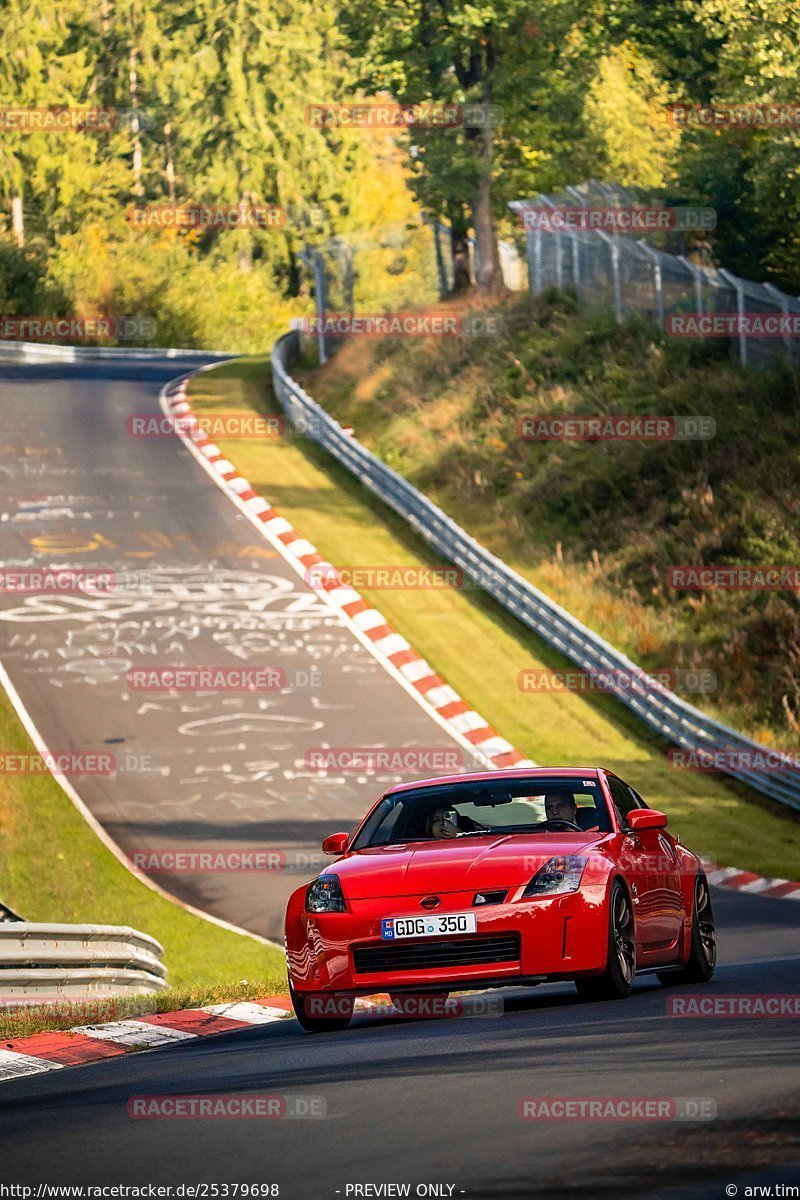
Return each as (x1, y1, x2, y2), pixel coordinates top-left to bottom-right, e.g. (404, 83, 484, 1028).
(625, 781, 684, 953)
(612, 777, 684, 959)
(605, 775, 659, 957)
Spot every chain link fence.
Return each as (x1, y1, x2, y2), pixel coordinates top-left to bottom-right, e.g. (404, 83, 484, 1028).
(509, 179, 800, 370)
(299, 223, 441, 362)
(298, 180, 800, 371)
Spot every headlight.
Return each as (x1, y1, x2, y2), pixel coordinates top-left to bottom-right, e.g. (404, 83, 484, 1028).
(306, 874, 346, 913)
(521, 856, 587, 898)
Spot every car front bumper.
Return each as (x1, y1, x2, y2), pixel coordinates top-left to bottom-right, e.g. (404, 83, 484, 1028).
(286, 885, 610, 994)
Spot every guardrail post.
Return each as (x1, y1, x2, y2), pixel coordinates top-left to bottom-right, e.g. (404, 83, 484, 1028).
(564, 186, 586, 290)
(638, 241, 664, 329)
(596, 231, 622, 322)
(300, 246, 328, 365)
(763, 282, 793, 355)
(678, 255, 704, 319)
(719, 268, 747, 366)
(525, 226, 542, 296)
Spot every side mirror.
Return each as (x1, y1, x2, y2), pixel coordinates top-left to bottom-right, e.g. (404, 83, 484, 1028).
(627, 809, 667, 831)
(322, 832, 349, 855)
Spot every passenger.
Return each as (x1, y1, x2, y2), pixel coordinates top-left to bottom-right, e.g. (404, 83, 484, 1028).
(428, 806, 461, 839)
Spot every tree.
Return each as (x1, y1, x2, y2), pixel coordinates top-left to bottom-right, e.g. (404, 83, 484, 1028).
(584, 43, 681, 189)
(0, 0, 124, 245)
(686, 0, 800, 288)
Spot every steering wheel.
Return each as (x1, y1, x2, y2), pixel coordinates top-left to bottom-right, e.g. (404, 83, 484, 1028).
(537, 818, 581, 831)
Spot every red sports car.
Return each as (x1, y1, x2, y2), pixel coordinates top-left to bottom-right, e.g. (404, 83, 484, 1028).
(285, 767, 716, 1031)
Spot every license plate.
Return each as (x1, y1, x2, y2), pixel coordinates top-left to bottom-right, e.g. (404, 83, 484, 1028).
(381, 912, 477, 940)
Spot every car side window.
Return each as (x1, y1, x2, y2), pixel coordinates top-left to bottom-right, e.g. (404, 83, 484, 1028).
(606, 776, 643, 827)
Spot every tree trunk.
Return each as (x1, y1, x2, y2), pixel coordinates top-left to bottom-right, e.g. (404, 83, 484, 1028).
(287, 246, 301, 297)
(447, 202, 472, 294)
(129, 48, 144, 197)
(11, 195, 24, 247)
(164, 122, 176, 203)
(238, 192, 253, 271)
(470, 121, 502, 293)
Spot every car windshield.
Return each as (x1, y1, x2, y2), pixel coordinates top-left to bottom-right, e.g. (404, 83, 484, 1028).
(351, 776, 611, 848)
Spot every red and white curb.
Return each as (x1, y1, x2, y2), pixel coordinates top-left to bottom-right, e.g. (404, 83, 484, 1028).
(0, 994, 415, 1082)
(705, 866, 800, 901)
(160, 376, 534, 773)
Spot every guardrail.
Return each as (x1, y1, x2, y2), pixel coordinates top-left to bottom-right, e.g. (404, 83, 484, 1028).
(0, 923, 168, 1005)
(0, 341, 230, 362)
(272, 331, 800, 814)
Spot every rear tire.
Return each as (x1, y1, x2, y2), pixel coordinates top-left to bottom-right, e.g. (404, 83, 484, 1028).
(575, 880, 635, 1001)
(289, 980, 353, 1032)
(657, 875, 716, 987)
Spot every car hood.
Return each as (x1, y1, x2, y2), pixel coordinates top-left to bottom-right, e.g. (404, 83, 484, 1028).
(327, 834, 602, 900)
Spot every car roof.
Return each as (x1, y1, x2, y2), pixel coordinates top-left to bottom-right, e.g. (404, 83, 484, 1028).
(383, 767, 604, 796)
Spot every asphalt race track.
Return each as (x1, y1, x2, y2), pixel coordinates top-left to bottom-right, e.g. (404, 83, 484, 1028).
(1, 358, 798, 1196)
(0, 891, 798, 1197)
(0, 356, 469, 939)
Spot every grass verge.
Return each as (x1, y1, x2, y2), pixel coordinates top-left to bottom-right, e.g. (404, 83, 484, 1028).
(0, 978, 288, 1041)
(186, 356, 800, 880)
(0, 682, 285, 989)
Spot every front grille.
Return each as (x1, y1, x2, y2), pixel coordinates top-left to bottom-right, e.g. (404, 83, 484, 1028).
(353, 933, 521, 974)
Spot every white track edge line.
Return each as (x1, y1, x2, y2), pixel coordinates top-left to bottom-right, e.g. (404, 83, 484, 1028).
(0, 658, 280, 951)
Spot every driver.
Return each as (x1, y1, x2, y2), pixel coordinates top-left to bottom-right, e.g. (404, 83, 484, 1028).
(544, 792, 578, 824)
(544, 792, 598, 831)
(429, 805, 461, 839)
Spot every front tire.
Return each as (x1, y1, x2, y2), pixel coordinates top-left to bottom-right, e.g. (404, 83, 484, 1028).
(657, 875, 716, 986)
(289, 980, 353, 1032)
(575, 880, 635, 1001)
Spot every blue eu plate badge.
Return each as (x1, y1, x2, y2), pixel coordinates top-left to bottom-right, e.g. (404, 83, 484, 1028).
(381, 919, 395, 939)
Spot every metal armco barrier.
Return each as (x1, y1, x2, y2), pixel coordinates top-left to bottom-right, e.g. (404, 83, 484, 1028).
(0, 923, 168, 1005)
(272, 331, 800, 814)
